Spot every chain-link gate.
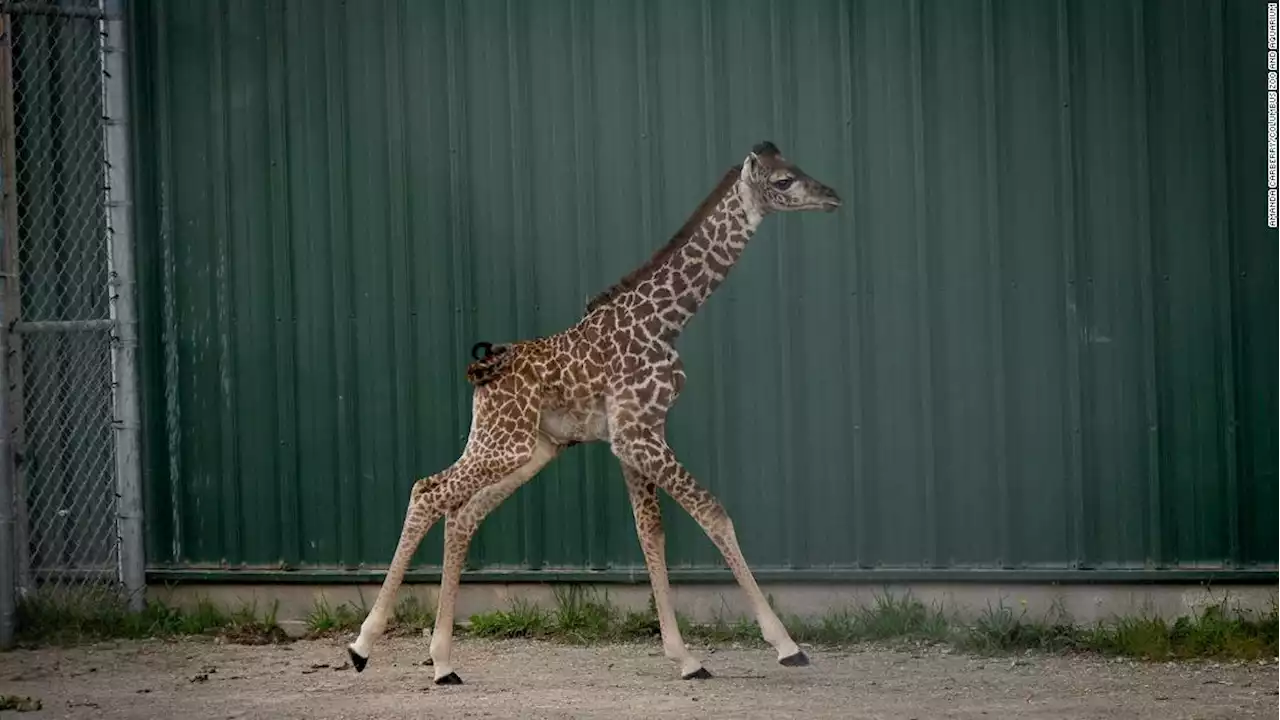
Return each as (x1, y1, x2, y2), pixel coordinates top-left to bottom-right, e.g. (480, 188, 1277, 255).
(0, 0, 143, 645)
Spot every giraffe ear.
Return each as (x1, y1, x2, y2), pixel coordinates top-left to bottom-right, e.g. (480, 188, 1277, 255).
(743, 152, 765, 182)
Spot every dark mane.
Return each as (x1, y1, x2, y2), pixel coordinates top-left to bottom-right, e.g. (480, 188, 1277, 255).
(584, 164, 743, 314)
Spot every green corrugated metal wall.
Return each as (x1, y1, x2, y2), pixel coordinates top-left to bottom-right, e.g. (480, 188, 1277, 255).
(128, 0, 1276, 581)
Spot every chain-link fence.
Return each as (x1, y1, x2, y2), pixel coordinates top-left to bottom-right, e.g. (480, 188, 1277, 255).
(0, 0, 143, 645)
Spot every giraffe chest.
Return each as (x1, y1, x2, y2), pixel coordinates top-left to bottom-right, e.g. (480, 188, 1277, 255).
(539, 397, 610, 444)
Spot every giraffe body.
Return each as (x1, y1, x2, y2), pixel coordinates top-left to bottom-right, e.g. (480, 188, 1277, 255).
(348, 141, 842, 684)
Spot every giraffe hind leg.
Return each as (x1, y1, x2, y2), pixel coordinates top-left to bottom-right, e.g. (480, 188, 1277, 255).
(348, 467, 452, 667)
(349, 365, 544, 671)
(428, 435, 562, 684)
(347, 453, 534, 670)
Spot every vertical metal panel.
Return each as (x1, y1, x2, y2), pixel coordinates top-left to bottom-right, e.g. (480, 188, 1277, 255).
(923, 0, 994, 566)
(131, 0, 1276, 575)
(1222, 0, 1276, 566)
(1054, 0, 1088, 568)
(1071, 0, 1147, 566)
(1145, 0, 1225, 564)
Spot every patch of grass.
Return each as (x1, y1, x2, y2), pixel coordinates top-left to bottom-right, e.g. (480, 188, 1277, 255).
(467, 588, 664, 643)
(467, 589, 953, 649)
(957, 600, 1080, 654)
(1172, 602, 1279, 659)
(609, 591, 662, 640)
(468, 597, 551, 639)
(1082, 601, 1278, 661)
(686, 612, 760, 644)
(955, 596, 1279, 661)
(219, 599, 291, 645)
(551, 586, 621, 642)
(12, 585, 1276, 664)
(782, 592, 952, 647)
(16, 593, 225, 644)
(14, 590, 289, 647)
(1086, 615, 1172, 658)
(617, 607, 662, 640)
(305, 595, 364, 637)
(391, 594, 436, 635)
(854, 592, 952, 643)
(462, 588, 1276, 664)
(152, 596, 233, 636)
(301, 592, 433, 639)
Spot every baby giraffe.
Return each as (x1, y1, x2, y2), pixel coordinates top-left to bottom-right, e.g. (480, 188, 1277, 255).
(349, 141, 842, 683)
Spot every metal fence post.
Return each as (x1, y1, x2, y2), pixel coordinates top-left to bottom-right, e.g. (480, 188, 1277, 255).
(0, 275, 11, 651)
(103, 0, 144, 612)
(0, 316, 12, 650)
(0, 254, 12, 651)
(0, 9, 16, 651)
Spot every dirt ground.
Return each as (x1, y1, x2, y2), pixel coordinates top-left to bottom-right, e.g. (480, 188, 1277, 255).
(1, 635, 1275, 720)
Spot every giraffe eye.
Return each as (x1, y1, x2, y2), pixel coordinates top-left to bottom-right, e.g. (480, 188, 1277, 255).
(772, 177, 794, 191)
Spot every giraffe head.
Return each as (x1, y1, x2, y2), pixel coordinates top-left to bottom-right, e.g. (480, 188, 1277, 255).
(739, 141, 842, 215)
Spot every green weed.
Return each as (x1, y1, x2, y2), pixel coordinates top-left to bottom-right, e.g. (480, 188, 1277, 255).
(12, 585, 1276, 663)
(467, 597, 551, 639)
(391, 593, 435, 634)
(551, 586, 620, 642)
(305, 595, 364, 636)
(1083, 601, 1278, 661)
(957, 599, 1080, 654)
(14, 590, 288, 646)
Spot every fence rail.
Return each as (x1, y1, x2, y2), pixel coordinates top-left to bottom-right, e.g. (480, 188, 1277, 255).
(0, 0, 142, 648)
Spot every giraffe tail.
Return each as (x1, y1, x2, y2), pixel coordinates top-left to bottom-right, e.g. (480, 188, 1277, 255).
(465, 341, 515, 386)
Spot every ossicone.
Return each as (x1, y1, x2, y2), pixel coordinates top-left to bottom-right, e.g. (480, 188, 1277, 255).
(751, 141, 780, 156)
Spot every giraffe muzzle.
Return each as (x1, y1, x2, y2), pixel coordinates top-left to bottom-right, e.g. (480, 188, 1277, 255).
(818, 188, 842, 212)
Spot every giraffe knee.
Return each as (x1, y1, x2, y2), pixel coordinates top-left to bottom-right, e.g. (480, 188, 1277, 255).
(412, 470, 460, 506)
(634, 509, 664, 538)
(411, 474, 440, 498)
(445, 512, 480, 542)
(686, 495, 731, 536)
(707, 508, 733, 538)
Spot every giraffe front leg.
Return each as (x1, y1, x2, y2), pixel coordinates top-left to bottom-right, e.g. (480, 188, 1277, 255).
(611, 429, 806, 668)
(622, 463, 709, 680)
(428, 437, 561, 684)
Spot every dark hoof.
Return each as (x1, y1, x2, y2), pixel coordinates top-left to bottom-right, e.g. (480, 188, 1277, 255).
(434, 672, 464, 685)
(682, 667, 713, 680)
(779, 650, 810, 667)
(348, 647, 368, 673)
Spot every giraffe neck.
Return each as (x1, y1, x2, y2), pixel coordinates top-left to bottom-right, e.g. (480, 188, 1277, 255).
(618, 179, 762, 341)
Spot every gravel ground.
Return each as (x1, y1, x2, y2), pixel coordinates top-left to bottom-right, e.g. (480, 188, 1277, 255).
(1, 636, 1275, 719)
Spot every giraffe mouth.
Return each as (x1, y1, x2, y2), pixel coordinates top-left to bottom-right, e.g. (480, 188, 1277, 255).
(814, 187, 842, 212)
